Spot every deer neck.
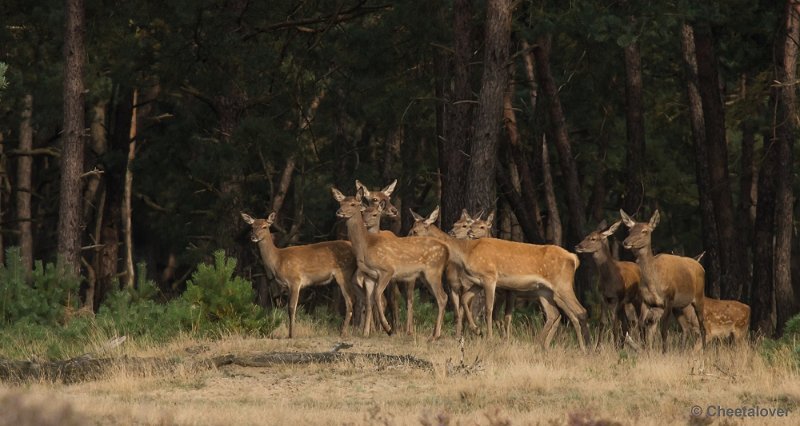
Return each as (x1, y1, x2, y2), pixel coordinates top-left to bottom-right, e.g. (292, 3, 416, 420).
(345, 213, 371, 263)
(428, 225, 470, 266)
(632, 245, 657, 287)
(594, 243, 622, 290)
(256, 231, 281, 274)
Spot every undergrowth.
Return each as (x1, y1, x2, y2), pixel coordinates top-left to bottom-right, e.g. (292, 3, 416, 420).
(0, 249, 280, 359)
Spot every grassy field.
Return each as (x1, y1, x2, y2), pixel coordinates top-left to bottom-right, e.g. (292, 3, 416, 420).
(1, 315, 798, 426)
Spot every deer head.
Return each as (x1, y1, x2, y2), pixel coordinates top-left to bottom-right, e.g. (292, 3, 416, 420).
(408, 206, 440, 236)
(448, 209, 474, 239)
(575, 220, 621, 254)
(355, 179, 399, 218)
(620, 209, 660, 250)
(362, 203, 383, 230)
(240, 211, 277, 242)
(332, 186, 367, 218)
(467, 210, 494, 239)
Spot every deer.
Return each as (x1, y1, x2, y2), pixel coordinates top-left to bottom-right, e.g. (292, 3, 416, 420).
(409, 206, 590, 350)
(620, 209, 706, 352)
(331, 187, 450, 339)
(241, 212, 356, 338)
(575, 220, 642, 348)
(677, 297, 750, 345)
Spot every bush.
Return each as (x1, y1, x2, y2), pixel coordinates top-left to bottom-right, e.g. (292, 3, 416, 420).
(180, 250, 280, 336)
(0, 248, 81, 326)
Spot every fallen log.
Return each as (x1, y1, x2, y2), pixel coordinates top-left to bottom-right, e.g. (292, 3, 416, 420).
(209, 351, 433, 370)
(0, 349, 433, 384)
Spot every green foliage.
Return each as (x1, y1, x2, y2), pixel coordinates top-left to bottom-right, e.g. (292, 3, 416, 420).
(0, 62, 7, 94)
(759, 314, 800, 369)
(180, 250, 279, 336)
(0, 247, 81, 326)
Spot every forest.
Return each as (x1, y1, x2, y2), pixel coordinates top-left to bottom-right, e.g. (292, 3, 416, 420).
(0, 0, 798, 340)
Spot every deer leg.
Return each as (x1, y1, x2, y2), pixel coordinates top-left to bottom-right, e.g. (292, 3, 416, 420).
(624, 302, 640, 343)
(539, 296, 562, 349)
(553, 292, 590, 353)
(594, 300, 609, 350)
(374, 272, 395, 335)
(363, 277, 376, 337)
(388, 281, 401, 332)
(405, 279, 415, 335)
(483, 279, 497, 339)
(423, 271, 448, 340)
(615, 302, 627, 349)
(692, 298, 706, 352)
(335, 271, 355, 336)
(503, 291, 515, 339)
(461, 285, 482, 335)
(659, 300, 673, 353)
(287, 285, 301, 338)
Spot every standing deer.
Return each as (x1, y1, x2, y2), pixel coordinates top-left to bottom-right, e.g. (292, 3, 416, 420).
(620, 209, 706, 352)
(409, 206, 589, 350)
(241, 212, 356, 338)
(575, 220, 642, 348)
(332, 187, 450, 339)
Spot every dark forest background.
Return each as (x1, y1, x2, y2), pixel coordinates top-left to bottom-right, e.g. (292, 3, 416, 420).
(0, 0, 798, 337)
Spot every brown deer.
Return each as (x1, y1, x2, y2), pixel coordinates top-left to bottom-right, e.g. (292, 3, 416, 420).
(575, 220, 642, 348)
(360, 203, 417, 335)
(680, 297, 750, 344)
(409, 207, 589, 350)
(332, 187, 450, 339)
(241, 212, 356, 338)
(620, 209, 706, 352)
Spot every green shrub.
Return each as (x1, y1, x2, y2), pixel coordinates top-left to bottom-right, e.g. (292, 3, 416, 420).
(180, 250, 280, 336)
(0, 247, 81, 326)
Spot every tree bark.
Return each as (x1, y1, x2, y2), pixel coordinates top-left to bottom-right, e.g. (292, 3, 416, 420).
(541, 136, 562, 246)
(693, 24, 747, 300)
(622, 38, 646, 216)
(502, 77, 544, 243)
(439, 0, 473, 229)
(57, 0, 86, 275)
(17, 93, 34, 273)
(466, 0, 512, 214)
(122, 90, 137, 289)
(680, 23, 723, 299)
(773, 0, 799, 333)
(0, 132, 5, 265)
(533, 34, 584, 246)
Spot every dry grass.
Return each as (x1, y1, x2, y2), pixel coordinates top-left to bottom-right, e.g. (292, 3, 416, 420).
(1, 319, 798, 425)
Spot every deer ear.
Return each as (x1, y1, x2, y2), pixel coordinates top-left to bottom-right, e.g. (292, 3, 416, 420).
(356, 186, 366, 200)
(355, 180, 371, 197)
(240, 212, 255, 225)
(410, 209, 424, 222)
(460, 209, 470, 221)
(596, 219, 608, 232)
(485, 210, 495, 226)
(602, 221, 621, 237)
(474, 209, 485, 220)
(331, 187, 346, 202)
(267, 212, 277, 223)
(425, 206, 440, 225)
(649, 210, 661, 228)
(620, 209, 635, 228)
(381, 179, 397, 197)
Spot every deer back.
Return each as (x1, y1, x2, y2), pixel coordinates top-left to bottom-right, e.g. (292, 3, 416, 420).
(466, 238, 578, 289)
(703, 297, 750, 340)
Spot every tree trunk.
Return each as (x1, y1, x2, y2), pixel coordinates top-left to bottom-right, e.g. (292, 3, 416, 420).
(466, 0, 512, 214)
(439, 0, 473, 228)
(502, 77, 544, 243)
(17, 93, 34, 273)
(774, 0, 799, 333)
(122, 89, 137, 288)
(622, 38, 646, 216)
(57, 0, 86, 275)
(0, 132, 5, 265)
(533, 34, 584, 246)
(693, 24, 747, 300)
(540, 136, 562, 246)
(738, 79, 757, 304)
(680, 23, 723, 299)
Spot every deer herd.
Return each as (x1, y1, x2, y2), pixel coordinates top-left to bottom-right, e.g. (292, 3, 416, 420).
(241, 180, 751, 353)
